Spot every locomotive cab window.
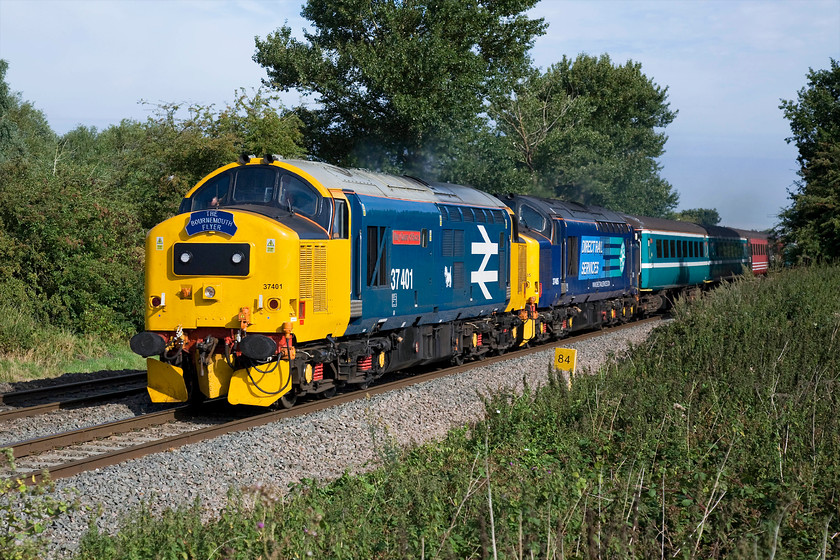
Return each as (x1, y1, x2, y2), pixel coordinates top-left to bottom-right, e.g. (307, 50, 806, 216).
(332, 199, 348, 239)
(519, 204, 547, 234)
(185, 173, 231, 212)
(232, 166, 277, 204)
(280, 173, 318, 217)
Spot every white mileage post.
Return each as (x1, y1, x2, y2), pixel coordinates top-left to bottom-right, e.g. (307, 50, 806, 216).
(554, 348, 577, 389)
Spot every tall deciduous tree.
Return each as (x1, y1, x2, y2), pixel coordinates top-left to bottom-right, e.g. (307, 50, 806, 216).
(253, 0, 545, 174)
(450, 54, 679, 217)
(778, 59, 840, 262)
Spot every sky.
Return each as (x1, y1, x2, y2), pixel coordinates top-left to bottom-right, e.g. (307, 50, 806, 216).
(1, 0, 838, 231)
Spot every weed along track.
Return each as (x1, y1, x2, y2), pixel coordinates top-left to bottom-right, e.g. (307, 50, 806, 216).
(2, 318, 662, 485)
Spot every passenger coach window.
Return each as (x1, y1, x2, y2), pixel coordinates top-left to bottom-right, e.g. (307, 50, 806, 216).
(656, 239, 663, 259)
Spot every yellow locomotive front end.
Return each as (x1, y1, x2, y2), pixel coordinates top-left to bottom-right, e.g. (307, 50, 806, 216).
(130, 157, 351, 407)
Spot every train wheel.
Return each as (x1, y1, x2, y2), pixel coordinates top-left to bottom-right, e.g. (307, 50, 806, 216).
(317, 386, 337, 399)
(279, 391, 297, 409)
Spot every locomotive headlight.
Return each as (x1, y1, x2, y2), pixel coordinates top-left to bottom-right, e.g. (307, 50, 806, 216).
(231, 252, 244, 264)
(203, 286, 216, 299)
(179, 251, 192, 264)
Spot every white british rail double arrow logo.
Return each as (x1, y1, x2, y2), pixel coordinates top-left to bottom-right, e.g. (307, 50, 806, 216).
(471, 225, 498, 300)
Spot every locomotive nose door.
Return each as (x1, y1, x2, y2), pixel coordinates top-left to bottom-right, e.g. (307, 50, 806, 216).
(557, 218, 568, 295)
(632, 230, 641, 290)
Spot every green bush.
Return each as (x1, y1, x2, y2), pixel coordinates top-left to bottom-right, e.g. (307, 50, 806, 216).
(1, 63, 305, 359)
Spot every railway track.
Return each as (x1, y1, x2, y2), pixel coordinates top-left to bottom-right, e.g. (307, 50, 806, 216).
(2, 317, 663, 483)
(0, 371, 147, 421)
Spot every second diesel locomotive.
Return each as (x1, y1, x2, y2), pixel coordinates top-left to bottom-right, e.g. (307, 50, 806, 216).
(130, 156, 760, 407)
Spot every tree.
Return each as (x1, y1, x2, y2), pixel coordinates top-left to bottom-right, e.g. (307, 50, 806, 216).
(672, 208, 721, 226)
(777, 59, 840, 262)
(116, 90, 305, 229)
(0, 61, 143, 341)
(253, 0, 546, 174)
(449, 54, 679, 217)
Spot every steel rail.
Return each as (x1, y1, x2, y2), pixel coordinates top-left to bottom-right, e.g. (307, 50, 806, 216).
(0, 372, 146, 405)
(0, 387, 146, 422)
(7, 404, 195, 459)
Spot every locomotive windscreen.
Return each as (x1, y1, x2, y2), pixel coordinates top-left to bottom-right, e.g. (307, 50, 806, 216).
(178, 165, 332, 231)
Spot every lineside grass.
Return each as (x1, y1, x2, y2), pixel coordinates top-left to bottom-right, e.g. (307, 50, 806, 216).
(0, 324, 143, 384)
(69, 265, 839, 559)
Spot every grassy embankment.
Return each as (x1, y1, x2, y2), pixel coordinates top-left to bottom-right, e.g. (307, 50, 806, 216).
(11, 265, 840, 559)
(0, 309, 143, 383)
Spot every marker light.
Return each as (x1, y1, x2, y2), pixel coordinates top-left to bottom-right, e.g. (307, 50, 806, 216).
(179, 251, 192, 264)
(204, 286, 216, 299)
(231, 252, 244, 264)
